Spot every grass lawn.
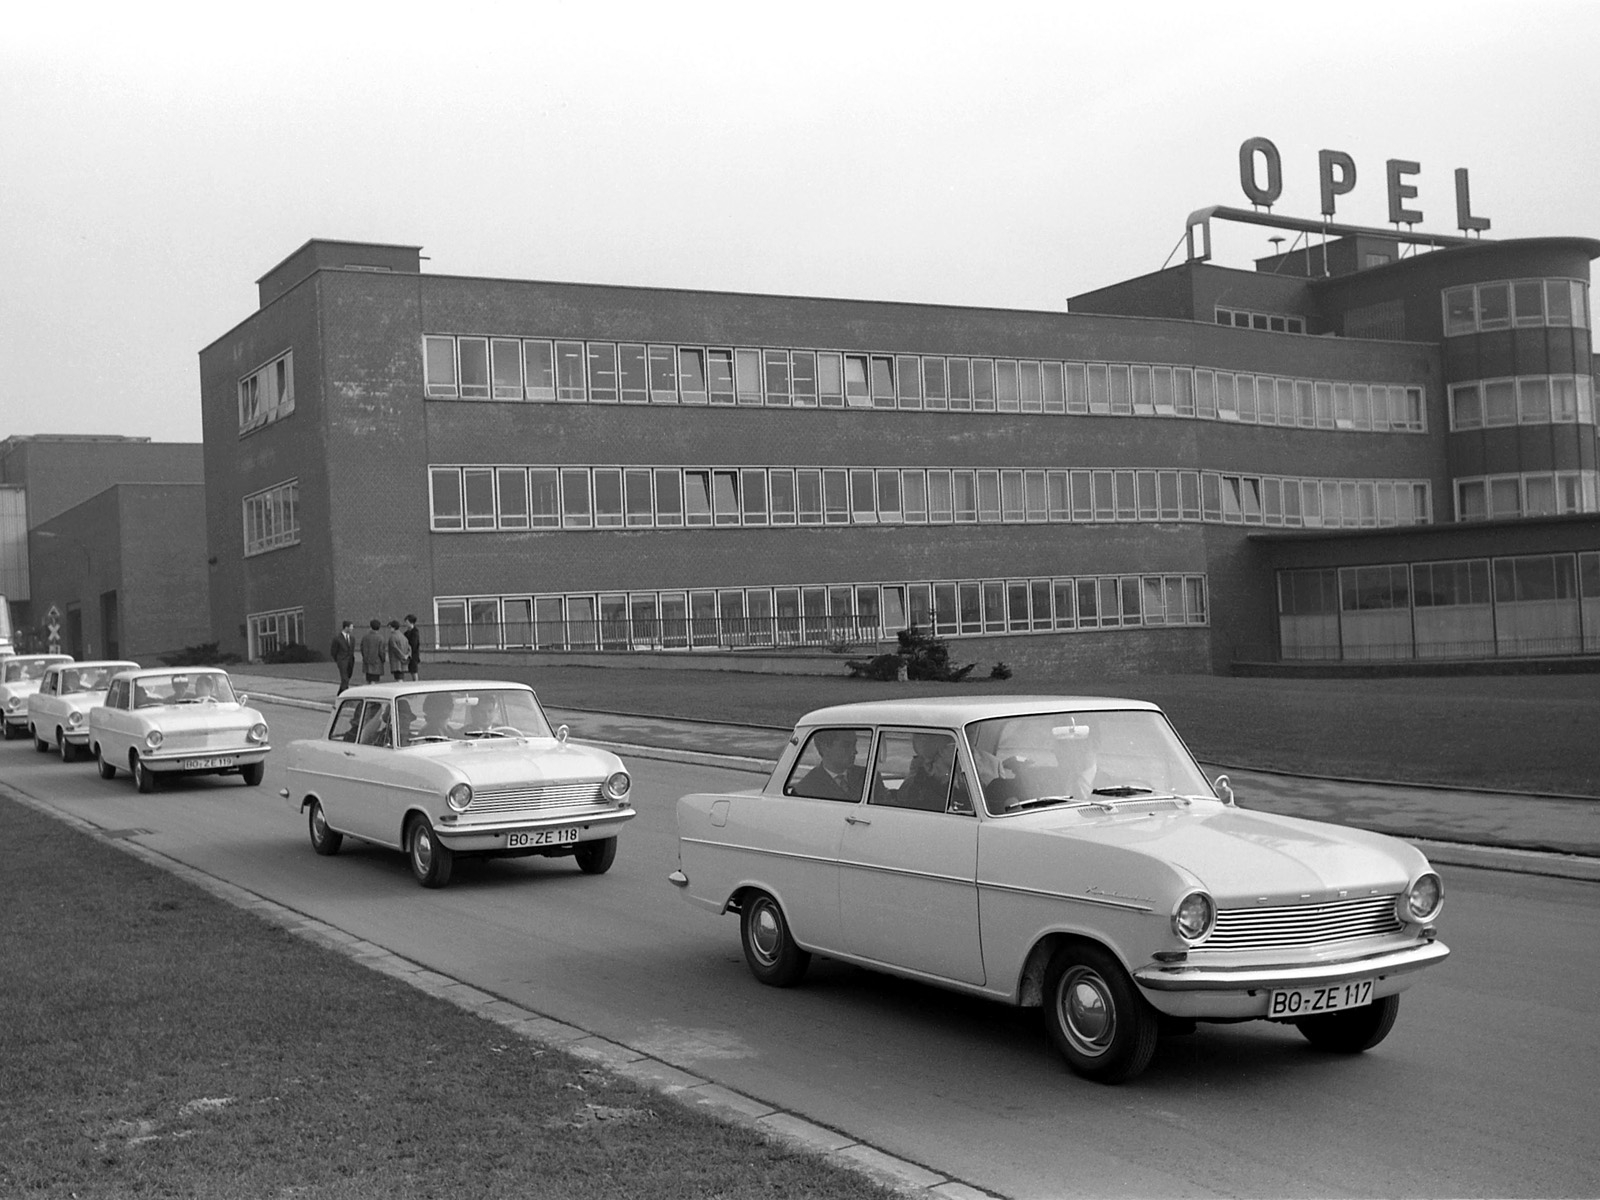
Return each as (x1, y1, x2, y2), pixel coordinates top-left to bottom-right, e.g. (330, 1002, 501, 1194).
(0, 796, 897, 1200)
(404, 662, 1600, 797)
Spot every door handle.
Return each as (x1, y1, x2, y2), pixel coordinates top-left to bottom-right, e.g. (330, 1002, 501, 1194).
(845, 813, 871, 826)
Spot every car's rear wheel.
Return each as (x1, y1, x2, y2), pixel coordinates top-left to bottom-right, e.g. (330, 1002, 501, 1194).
(132, 753, 158, 794)
(574, 836, 617, 875)
(739, 891, 810, 987)
(1294, 994, 1400, 1054)
(1043, 944, 1159, 1084)
(407, 815, 453, 888)
(240, 761, 264, 787)
(2, 721, 15, 740)
(57, 729, 78, 763)
(96, 744, 116, 779)
(308, 800, 342, 856)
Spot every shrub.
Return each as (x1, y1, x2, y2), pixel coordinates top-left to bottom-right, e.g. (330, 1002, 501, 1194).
(261, 641, 322, 664)
(989, 661, 1013, 680)
(845, 653, 906, 681)
(160, 641, 243, 667)
(899, 625, 975, 682)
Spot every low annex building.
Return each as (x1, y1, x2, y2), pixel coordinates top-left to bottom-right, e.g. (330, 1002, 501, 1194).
(198, 181, 1600, 673)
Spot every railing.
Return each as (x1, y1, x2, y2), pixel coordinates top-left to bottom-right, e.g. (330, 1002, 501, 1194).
(430, 614, 895, 655)
(1238, 633, 1600, 664)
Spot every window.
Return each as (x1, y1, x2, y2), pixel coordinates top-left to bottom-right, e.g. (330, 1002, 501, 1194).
(561, 469, 592, 528)
(492, 339, 523, 400)
(896, 354, 922, 410)
(430, 468, 463, 531)
(463, 468, 496, 530)
(684, 470, 712, 527)
(741, 469, 768, 525)
(791, 351, 818, 407)
(594, 469, 624, 528)
(619, 344, 649, 404)
(243, 480, 300, 555)
(678, 348, 708, 405)
(523, 340, 556, 401)
(770, 469, 797, 525)
(654, 469, 683, 526)
(764, 350, 791, 406)
(586, 343, 618, 403)
(706, 349, 735, 405)
(248, 607, 305, 660)
(649, 345, 678, 403)
(625, 469, 654, 528)
(423, 337, 457, 399)
(1444, 278, 1590, 334)
(554, 340, 586, 401)
(239, 350, 296, 431)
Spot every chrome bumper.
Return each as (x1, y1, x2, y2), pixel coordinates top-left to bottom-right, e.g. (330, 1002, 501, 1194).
(1134, 939, 1449, 993)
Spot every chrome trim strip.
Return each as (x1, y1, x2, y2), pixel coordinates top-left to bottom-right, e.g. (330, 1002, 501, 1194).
(979, 878, 1156, 913)
(1133, 940, 1450, 992)
(438, 807, 635, 842)
(678, 837, 837, 871)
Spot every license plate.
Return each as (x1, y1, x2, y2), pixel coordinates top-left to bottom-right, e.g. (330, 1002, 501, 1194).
(1268, 977, 1374, 1019)
(506, 827, 578, 849)
(180, 755, 236, 770)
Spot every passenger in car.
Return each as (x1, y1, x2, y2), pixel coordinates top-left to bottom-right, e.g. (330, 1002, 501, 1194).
(795, 729, 865, 800)
(896, 733, 957, 811)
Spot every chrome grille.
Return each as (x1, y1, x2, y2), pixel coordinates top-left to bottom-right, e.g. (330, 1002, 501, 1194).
(468, 781, 607, 817)
(1209, 895, 1402, 952)
(160, 730, 251, 753)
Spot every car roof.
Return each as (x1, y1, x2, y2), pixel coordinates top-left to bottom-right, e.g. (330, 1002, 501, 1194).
(796, 695, 1162, 728)
(335, 680, 536, 702)
(49, 660, 139, 672)
(11, 654, 72, 663)
(112, 666, 232, 678)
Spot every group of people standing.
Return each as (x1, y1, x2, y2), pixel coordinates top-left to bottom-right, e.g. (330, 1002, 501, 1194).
(330, 615, 421, 693)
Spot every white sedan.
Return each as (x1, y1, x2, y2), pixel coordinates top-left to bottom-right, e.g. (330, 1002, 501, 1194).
(89, 668, 271, 791)
(26, 660, 140, 760)
(1, 654, 74, 739)
(280, 681, 634, 887)
(671, 696, 1449, 1084)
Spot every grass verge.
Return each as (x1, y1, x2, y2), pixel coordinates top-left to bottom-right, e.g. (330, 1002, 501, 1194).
(0, 795, 897, 1200)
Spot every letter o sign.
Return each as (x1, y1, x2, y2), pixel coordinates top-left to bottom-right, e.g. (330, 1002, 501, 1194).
(1239, 137, 1282, 207)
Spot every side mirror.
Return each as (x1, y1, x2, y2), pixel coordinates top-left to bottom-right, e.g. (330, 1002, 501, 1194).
(237, 694, 249, 706)
(556, 724, 569, 746)
(1213, 773, 1235, 807)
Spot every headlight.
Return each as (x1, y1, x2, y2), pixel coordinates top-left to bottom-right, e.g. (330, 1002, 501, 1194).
(145, 729, 164, 750)
(1171, 890, 1216, 944)
(248, 722, 270, 744)
(67, 711, 83, 728)
(447, 783, 473, 812)
(5, 697, 19, 712)
(1400, 872, 1444, 923)
(603, 771, 631, 802)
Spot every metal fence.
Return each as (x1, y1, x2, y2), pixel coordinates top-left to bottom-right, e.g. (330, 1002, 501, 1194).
(431, 613, 896, 655)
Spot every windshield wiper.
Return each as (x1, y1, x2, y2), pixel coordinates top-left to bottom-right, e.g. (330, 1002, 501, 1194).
(1004, 795, 1075, 812)
(1091, 785, 1154, 797)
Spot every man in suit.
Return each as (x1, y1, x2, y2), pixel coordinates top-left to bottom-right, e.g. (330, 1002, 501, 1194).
(795, 729, 866, 800)
(330, 620, 356, 693)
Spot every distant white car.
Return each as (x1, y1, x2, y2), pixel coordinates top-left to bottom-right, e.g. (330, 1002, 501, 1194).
(26, 660, 140, 760)
(89, 668, 271, 791)
(1, 654, 74, 739)
(672, 695, 1449, 1084)
(280, 681, 634, 887)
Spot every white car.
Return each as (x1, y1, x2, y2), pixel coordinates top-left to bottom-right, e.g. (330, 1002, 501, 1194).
(89, 668, 271, 792)
(671, 696, 1449, 1084)
(1, 654, 74, 739)
(280, 681, 634, 887)
(26, 660, 140, 760)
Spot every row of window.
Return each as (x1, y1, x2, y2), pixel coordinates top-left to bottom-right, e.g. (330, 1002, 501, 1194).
(420, 334, 1427, 432)
(238, 351, 295, 434)
(247, 607, 305, 660)
(433, 572, 1211, 653)
(1281, 553, 1600, 615)
(243, 480, 300, 556)
(1447, 375, 1595, 431)
(1215, 307, 1306, 334)
(1455, 471, 1599, 523)
(427, 464, 1433, 534)
(1442, 278, 1590, 336)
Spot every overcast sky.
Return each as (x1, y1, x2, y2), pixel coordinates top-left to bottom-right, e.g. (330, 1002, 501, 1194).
(3, 0, 1596, 444)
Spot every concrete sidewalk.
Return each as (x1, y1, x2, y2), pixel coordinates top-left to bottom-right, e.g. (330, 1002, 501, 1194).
(232, 672, 1600, 881)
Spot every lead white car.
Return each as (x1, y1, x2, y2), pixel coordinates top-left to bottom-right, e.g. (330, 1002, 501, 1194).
(89, 668, 271, 791)
(280, 681, 634, 888)
(671, 696, 1449, 1084)
(26, 660, 140, 760)
(1, 654, 74, 739)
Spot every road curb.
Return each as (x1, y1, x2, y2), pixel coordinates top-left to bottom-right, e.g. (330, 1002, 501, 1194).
(0, 783, 1003, 1200)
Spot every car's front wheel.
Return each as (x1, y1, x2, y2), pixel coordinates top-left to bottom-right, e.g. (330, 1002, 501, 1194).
(32, 726, 49, 753)
(1294, 994, 1400, 1054)
(739, 891, 810, 987)
(574, 836, 617, 875)
(240, 762, 264, 787)
(2, 721, 15, 740)
(96, 744, 116, 779)
(407, 815, 453, 888)
(1043, 944, 1159, 1084)
(57, 729, 78, 763)
(132, 753, 158, 794)
(308, 800, 342, 856)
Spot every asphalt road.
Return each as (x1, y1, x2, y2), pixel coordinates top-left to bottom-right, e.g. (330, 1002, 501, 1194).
(7, 704, 1599, 1200)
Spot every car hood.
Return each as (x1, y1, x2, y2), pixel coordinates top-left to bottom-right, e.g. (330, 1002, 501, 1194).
(1017, 801, 1421, 899)
(398, 737, 624, 787)
(120, 703, 266, 731)
(42, 690, 111, 713)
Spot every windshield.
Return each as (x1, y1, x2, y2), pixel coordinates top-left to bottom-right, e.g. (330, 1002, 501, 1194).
(5, 660, 53, 683)
(132, 673, 236, 707)
(965, 709, 1213, 816)
(61, 665, 131, 694)
(395, 688, 552, 745)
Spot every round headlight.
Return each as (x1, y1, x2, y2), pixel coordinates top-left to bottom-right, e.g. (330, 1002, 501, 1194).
(603, 771, 631, 802)
(447, 783, 473, 813)
(5, 697, 19, 712)
(1401, 872, 1444, 923)
(248, 722, 270, 744)
(144, 729, 164, 750)
(1172, 890, 1216, 944)
(67, 711, 84, 727)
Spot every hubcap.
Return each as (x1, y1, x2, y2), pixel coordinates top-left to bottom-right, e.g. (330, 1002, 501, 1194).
(749, 902, 781, 964)
(312, 806, 327, 843)
(1058, 966, 1117, 1058)
(414, 826, 434, 870)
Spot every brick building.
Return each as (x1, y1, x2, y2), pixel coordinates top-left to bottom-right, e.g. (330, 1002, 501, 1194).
(197, 222, 1599, 673)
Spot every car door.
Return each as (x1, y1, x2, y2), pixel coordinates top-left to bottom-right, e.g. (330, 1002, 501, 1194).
(319, 699, 399, 844)
(838, 728, 984, 985)
(97, 678, 137, 764)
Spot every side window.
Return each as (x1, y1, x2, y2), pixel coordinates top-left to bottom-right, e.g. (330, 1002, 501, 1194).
(106, 680, 124, 709)
(870, 730, 968, 814)
(783, 727, 870, 801)
(356, 701, 393, 748)
(329, 700, 363, 743)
